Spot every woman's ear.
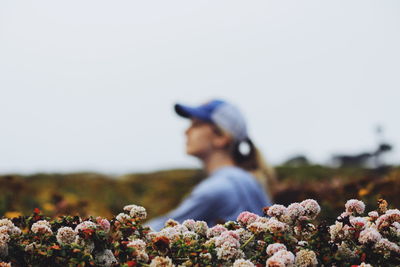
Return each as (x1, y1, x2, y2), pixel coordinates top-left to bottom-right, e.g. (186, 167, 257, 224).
(212, 134, 232, 149)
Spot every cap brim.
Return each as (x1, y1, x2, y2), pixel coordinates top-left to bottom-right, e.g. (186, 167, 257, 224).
(174, 103, 212, 122)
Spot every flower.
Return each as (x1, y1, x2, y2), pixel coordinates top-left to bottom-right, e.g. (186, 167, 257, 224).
(374, 238, 400, 253)
(207, 224, 227, 238)
(295, 249, 318, 267)
(194, 221, 208, 235)
(233, 228, 254, 244)
(266, 243, 287, 256)
(300, 199, 321, 220)
(237, 212, 259, 226)
(368, 211, 379, 220)
(283, 203, 305, 224)
(31, 220, 52, 234)
(345, 199, 365, 215)
(96, 217, 111, 233)
(126, 205, 147, 220)
(358, 227, 382, 244)
(75, 221, 97, 232)
(182, 219, 196, 231)
(248, 221, 268, 234)
(116, 213, 131, 223)
(350, 217, 367, 229)
(56, 227, 77, 245)
(267, 205, 287, 218)
(149, 256, 174, 267)
(233, 259, 255, 267)
(165, 219, 179, 227)
(74, 236, 95, 253)
(265, 218, 288, 234)
(127, 239, 147, 251)
(266, 250, 295, 267)
(94, 249, 118, 267)
(216, 242, 243, 261)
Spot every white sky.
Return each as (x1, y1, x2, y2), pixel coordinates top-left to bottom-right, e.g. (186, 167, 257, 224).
(0, 1, 399, 174)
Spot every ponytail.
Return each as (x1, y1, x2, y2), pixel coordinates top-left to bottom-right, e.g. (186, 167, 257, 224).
(232, 138, 277, 201)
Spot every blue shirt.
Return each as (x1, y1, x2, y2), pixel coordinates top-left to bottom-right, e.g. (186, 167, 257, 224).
(146, 166, 272, 231)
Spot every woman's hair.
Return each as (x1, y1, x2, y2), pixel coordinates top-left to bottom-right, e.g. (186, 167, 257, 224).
(212, 125, 277, 200)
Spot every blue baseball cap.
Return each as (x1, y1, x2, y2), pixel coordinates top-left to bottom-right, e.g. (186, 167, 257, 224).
(174, 99, 248, 141)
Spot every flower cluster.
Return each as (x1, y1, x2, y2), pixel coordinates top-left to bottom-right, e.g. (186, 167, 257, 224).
(1, 199, 399, 266)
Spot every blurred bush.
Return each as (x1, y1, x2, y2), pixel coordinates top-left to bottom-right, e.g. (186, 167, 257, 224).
(1, 166, 399, 224)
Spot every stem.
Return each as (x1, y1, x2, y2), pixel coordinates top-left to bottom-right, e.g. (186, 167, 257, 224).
(240, 234, 255, 249)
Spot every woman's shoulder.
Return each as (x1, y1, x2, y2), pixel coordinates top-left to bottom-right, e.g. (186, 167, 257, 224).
(191, 167, 241, 197)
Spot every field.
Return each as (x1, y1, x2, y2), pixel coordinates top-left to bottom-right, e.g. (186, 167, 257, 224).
(1, 165, 399, 224)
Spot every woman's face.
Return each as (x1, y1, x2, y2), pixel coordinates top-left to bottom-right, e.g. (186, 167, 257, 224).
(185, 118, 220, 159)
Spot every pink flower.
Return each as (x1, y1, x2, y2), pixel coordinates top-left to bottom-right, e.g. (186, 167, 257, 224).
(368, 211, 379, 220)
(267, 205, 287, 218)
(350, 217, 367, 229)
(345, 199, 365, 215)
(96, 217, 110, 233)
(237, 212, 259, 226)
(300, 199, 321, 219)
(266, 243, 287, 256)
(182, 219, 196, 231)
(207, 225, 228, 238)
(358, 227, 382, 244)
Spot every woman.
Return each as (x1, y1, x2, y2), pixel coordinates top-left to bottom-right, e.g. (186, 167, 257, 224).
(147, 99, 276, 231)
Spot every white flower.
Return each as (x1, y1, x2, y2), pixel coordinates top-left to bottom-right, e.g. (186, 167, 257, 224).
(237, 211, 259, 226)
(127, 239, 147, 251)
(116, 213, 131, 223)
(265, 218, 288, 234)
(266, 250, 295, 266)
(31, 220, 52, 234)
(215, 231, 240, 248)
(216, 242, 243, 261)
(266, 243, 287, 256)
(266, 257, 285, 267)
(283, 203, 305, 224)
(199, 252, 212, 260)
(75, 221, 97, 232)
(267, 205, 287, 218)
(295, 249, 318, 267)
(248, 221, 268, 234)
(182, 219, 196, 231)
(74, 236, 95, 253)
(359, 263, 373, 267)
(374, 238, 400, 253)
(0, 219, 14, 229)
(0, 227, 9, 243)
(56, 227, 77, 245)
(164, 219, 179, 227)
(350, 217, 367, 229)
(368, 211, 379, 219)
(24, 242, 39, 253)
(127, 205, 147, 220)
(337, 242, 356, 259)
(207, 224, 227, 238)
(94, 249, 118, 267)
(182, 231, 198, 241)
(233, 228, 254, 244)
(345, 199, 365, 215)
(329, 222, 351, 241)
(300, 199, 321, 219)
(359, 227, 382, 244)
(149, 256, 174, 267)
(233, 259, 255, 267)
(194, 221, 208, 236)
